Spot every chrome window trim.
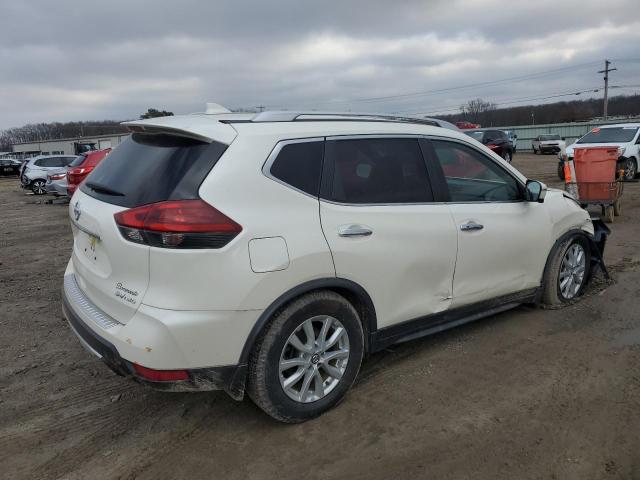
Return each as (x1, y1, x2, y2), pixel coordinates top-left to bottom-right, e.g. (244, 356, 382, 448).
(261, 137, 325, 200)
(261, 133, 529, 207)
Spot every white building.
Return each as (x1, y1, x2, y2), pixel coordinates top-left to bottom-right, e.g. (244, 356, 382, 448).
(11, 133, 130, 158)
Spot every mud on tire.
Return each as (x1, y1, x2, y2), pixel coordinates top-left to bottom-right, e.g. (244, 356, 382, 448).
(247, 290, 364, 423)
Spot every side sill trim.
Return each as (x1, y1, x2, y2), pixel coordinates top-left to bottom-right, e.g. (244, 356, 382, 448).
(371, 288, 538, 351)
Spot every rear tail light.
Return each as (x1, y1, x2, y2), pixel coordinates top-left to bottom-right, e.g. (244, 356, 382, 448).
(487, 144, 499, 150)
(133, 363, 189, 382)
(114, 199, 242, 249)
(50, 173, 66, 181)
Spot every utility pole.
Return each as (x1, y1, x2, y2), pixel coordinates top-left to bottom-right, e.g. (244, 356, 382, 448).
(598, 59, 616, 120)
(256, 105, 265, 112)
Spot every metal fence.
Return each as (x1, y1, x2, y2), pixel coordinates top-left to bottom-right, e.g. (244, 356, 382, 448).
(475, 116, 640, 151)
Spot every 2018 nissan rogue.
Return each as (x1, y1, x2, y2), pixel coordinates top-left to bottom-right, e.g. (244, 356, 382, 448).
(62, 107, 608, 422)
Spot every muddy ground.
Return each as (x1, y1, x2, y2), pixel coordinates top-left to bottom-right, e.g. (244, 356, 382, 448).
(1, 152, 639, 479)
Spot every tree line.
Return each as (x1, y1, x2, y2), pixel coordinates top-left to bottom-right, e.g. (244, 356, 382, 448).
(441, 93, 640, 127)
(0, 108, 173, 151)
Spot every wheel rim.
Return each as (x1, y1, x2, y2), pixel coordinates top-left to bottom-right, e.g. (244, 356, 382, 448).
(559, 243, 586, 300)
(625, 159, 636, 180)
(34, 181, 45, 194)
(279, 315, 350, 403)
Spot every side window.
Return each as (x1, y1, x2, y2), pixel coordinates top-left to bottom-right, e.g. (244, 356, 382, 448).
(61, 156, 75, 166)
(324, 138, 432, 204)
(269, 141, 323, 196)
(431, 140, 522, 202)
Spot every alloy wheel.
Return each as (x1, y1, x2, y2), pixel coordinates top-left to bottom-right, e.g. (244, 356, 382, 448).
(624, 159, 636, 181)
(279, 315, 350, 403)
(32, 180, 46, 195)
(558, 243, 586, 299)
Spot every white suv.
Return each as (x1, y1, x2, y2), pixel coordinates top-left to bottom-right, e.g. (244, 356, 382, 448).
(62, 109, 609, 422)
(563, 123, 640, 181)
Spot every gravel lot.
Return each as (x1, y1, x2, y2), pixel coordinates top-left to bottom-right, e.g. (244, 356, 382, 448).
(1, 152, 640, 479)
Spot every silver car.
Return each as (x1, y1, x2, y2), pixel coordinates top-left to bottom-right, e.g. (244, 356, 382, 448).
(46, 170, 69, 196)
(21, 155, 78, 195)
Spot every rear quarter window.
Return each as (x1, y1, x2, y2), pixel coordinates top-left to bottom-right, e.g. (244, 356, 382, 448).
(80, 134, 227, 207)
(268, 141, 324, 196)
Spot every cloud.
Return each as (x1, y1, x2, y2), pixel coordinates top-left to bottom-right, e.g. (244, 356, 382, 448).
(1, 0, 639, 128)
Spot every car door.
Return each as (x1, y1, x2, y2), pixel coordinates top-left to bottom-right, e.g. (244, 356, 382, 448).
(319, 136, 458, 329)
(423, 138, 550, 308)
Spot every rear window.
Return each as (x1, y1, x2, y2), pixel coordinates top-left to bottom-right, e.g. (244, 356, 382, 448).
(540, 134, 560, 141)
(69, 155, 86, 167)
(80, 134, 227, 207)
(269, 141, 323, 196)
(465, 131, 484, 142)
(577, 127, 639, 144)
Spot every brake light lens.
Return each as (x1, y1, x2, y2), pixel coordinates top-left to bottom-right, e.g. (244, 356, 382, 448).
(114, 199, 242, 249)
(487, 144, 499, 150)
(133, 363, 189, 382)
(50, 173, 66, 180)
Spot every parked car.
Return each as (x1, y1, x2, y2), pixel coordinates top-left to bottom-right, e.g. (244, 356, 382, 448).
(21, 155, 78, 194)
(46, 171, 69, 196)
(464, 129, 515, 162)
(532, 134, 565, 154)
(62, 109, 608, 423)
(0, 158, 21, 176)
(66, 148, 111, 196)
(562, 124, 640, 181)
(503, 130, 518, 152)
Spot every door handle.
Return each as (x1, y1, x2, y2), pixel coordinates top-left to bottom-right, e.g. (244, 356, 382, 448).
(460, 221, 484, 231)
(338, 224, 373, 237)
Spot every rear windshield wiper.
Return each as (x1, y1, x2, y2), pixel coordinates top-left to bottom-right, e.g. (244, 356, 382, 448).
(85, 181, 125, 196)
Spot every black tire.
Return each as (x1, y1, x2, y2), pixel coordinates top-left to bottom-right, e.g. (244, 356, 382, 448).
(31, 179, 46, 195)
(613, 198, 622, 216)
(558, 162, 565, 181)
(503, 151, 512, 163)
(247, 291, 364, 423)
(533, 147, 538, 155)
(542, 236, 591, 306)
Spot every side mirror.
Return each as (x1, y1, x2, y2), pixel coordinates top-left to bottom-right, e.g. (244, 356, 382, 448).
(514, 134, 518, 139)
(561, 137, 566, 141)
(526, 180, 546, 203)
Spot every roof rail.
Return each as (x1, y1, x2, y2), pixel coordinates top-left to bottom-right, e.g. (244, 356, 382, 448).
(249, 111, 438, 126)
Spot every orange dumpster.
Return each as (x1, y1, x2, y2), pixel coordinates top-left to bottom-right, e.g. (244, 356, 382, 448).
(572, 146, 618, 200)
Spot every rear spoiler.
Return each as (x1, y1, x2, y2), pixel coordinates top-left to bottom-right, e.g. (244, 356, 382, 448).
(122, 116, 238, 145)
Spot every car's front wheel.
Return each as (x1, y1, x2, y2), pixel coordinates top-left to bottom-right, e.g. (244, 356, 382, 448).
(247, 291, 364, 423)
(31, 179, 46, 195)
(542, 236, 591, 305)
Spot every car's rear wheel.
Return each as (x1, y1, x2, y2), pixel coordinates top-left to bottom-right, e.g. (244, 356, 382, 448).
(31, 179, 46, 195)
(622, 158, 637, 181)
(247, 291, 364, 423)
(542, 236, 591, 305)
(503, 151, 512, 163)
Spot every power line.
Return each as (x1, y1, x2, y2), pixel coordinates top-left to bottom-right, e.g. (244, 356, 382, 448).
(401, 86, 604, 116)
(287, 60, 603, 108)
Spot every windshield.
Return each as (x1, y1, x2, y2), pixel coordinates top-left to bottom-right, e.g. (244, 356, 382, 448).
(540, 134, 560, 141)
(577, 127, 639, 144)
(465, 131, 484, 141)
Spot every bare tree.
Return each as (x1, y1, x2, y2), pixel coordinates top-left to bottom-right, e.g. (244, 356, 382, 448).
(460, 98, 497, 125)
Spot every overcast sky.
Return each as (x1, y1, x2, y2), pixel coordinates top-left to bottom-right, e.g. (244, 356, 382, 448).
(1, 0, 640, 129)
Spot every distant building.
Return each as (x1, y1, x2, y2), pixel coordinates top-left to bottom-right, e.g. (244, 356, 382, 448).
(11, 133, 129, 158)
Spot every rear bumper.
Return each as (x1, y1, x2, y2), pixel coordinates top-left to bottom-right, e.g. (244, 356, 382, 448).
(540, 145, 561, 153)
(61, 274, 249, 399)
